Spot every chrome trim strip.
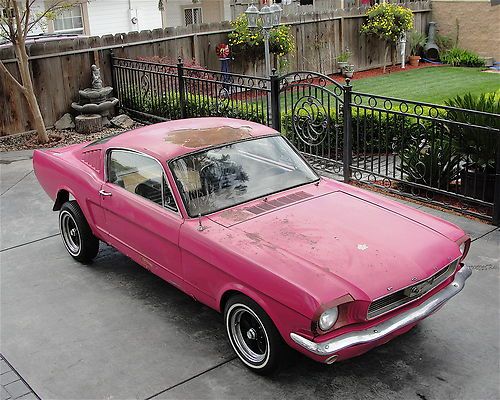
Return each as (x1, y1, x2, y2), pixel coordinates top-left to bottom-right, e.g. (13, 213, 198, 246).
(290, 265, 472, 357)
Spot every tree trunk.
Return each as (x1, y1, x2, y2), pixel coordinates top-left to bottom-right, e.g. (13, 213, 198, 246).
(383, 43, 390, 74)
(14, 41, 49, 143)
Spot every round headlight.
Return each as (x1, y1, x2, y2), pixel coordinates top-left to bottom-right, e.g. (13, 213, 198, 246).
(319, 307, 339, 331)
(459, 242, 466, 254)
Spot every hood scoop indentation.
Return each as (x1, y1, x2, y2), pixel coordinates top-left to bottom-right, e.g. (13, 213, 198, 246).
(245, 191, 313, 215)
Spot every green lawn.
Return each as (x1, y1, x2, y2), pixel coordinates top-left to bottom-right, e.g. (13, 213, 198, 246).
(345, 67, 500, 105)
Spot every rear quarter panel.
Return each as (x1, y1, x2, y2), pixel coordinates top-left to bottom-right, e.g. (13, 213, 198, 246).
(33, 147, 106, 239)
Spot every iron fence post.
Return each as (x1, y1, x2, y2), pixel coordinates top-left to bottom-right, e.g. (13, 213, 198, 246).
(343, 78, 353, 182)
(177, 58, 186, 119)
(493, 136, 500, 226)
(109, 50, 115, 88)
(270, 70, 280, 131)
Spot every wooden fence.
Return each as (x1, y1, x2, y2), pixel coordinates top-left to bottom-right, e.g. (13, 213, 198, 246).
(0, 2, 430, 136)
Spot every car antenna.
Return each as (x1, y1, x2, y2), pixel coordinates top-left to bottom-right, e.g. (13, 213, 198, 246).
(197, 213, 204, 231)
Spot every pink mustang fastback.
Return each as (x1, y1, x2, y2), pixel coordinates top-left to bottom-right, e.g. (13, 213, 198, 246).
(34, 117, 472, 374)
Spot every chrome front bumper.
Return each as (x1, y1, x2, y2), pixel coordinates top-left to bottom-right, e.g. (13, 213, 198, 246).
(291, 265, 472, 357)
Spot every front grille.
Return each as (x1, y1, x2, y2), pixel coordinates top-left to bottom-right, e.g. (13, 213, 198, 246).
(367, 259, 459, 319)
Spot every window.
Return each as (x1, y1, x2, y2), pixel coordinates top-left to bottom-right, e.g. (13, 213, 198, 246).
(1, 7, 14, 19)
(53, 5, 84, 33)
(170, 136, 318, 217)
(184, 7, 202, 26)
(108, 150, 178, 212)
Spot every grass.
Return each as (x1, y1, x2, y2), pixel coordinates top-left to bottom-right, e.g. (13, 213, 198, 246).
(345, 67, 500, 105)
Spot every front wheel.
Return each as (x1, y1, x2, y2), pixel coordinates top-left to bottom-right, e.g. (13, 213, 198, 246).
(59, 201, 99, 263)
(224, 295, 285, 375)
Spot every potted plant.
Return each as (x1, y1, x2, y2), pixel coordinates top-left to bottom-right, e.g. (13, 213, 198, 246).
(336, 48, 351, 72)
(343, 64, 355, 78)
(408, 30, 426, 67)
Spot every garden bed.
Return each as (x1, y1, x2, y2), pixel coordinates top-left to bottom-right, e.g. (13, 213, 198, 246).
(0, 124, 143, 152)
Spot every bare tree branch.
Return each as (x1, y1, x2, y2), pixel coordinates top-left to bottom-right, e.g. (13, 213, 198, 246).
(0, 60, 26, 94)
(23, 0, 31, 37)
(11, 0, 23, 44)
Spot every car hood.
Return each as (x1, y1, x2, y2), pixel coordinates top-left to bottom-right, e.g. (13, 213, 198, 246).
(210, 188, 463, 301)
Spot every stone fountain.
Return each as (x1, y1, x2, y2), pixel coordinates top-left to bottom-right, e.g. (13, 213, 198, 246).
(71, 65, 119, 133)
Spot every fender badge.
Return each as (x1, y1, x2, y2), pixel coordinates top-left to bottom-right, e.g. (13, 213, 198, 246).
(411, 276, 418, 282)
(387, 287, 393, 291)
(357, 244, 368, 251)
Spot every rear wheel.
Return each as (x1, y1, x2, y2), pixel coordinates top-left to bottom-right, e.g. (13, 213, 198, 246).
(224, 295, 285, 375)
(59, 201, 99, 263)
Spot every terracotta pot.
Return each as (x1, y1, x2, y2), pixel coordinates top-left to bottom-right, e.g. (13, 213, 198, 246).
(409, 55, 420, 67)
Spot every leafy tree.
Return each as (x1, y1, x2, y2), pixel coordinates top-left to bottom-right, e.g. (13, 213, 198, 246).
(0, 0, 83, 143)
(360, 3, 413, 73)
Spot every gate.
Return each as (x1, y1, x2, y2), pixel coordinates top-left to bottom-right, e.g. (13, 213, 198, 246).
(272, 72, 348, 179)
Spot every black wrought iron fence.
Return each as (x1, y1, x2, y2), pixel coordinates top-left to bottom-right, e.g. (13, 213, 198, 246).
(111, 55, 500, 224)
(111, 54, 271, 125)
(346, 91, 500, 221)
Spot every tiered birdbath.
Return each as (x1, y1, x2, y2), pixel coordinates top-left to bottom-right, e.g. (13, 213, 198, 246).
(71, 65, 119, 133)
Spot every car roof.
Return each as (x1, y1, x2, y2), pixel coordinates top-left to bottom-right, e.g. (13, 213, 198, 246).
(103, 118, 278, 161)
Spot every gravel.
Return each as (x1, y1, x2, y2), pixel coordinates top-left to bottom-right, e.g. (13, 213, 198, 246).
(0, 124, 144, 153)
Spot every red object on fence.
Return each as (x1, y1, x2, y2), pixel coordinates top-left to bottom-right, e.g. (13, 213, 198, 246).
(216, 43, 230, 59)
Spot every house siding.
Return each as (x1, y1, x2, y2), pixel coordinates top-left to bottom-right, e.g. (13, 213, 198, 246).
(87, 0, 163, 36)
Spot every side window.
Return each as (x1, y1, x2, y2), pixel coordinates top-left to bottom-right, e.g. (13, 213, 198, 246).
(108, 150, 177, 212)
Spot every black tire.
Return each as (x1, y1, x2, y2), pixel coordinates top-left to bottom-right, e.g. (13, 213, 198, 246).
(59, 200, 99, 263)
(224, 294, 286, 375)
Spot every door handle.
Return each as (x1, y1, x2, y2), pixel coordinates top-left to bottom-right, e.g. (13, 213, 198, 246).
(99, 189, 112, 197)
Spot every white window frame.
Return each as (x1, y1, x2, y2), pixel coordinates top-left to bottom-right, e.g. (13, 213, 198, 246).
(183, 6, 202, 26)
(53, 4, 84, 34)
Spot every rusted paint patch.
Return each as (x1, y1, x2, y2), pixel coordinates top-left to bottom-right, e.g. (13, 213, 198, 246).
(219, 209, 254, 223)
(165, 125, 253, 148)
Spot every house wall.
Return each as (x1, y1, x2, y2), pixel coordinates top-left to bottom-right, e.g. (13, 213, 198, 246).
(162, 0, 226, 27)
(431, 0, 500, 61)
(87, 0, 163, 36)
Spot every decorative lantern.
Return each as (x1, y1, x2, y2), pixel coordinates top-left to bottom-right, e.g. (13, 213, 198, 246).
(269, 3, 282, 27)
(245, 4, 259, 29)
(260, 5, 273, 29)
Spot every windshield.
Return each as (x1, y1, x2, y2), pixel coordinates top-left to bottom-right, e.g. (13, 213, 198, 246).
(170, 136, 318, 217)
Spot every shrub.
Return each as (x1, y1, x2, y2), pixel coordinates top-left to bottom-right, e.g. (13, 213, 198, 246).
(440, 48, 485, 67)
(360, 3, 414, 72)
(445, 92, 500, 171)
(121, 89, 266, 124)
(435, 33, 454, 53)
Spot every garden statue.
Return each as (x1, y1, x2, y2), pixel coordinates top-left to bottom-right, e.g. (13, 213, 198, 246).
(91, 65, 103, 89)
(71, 63, 119, 134)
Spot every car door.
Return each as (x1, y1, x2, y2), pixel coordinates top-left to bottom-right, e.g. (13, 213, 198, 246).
(99, 149, 184, 289)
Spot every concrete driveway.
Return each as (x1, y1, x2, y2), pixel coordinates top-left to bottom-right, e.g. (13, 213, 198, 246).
(1, 150, 499, 400)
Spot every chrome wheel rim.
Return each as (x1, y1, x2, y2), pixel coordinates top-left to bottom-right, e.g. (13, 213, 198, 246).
(228, 304, 269, 365)
(60, 211, 81, 256)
